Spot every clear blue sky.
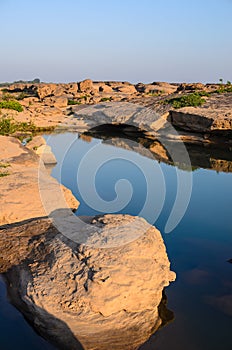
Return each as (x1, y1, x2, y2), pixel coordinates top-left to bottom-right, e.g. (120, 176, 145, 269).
(0, 0, 231, 83)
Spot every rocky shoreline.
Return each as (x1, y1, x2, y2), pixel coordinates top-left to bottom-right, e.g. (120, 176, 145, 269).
(0, 80, 232, 349)
(1, 80, 232, 141)
(0, 135, 175, 349)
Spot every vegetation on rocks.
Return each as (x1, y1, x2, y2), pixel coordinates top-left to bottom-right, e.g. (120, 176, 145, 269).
(0, 116, 36, 135)
(165, 93, 206, 108)
(100, 97, 112, 102)
(0, 116, 54, 136)
(0, 162, 11, 177)
(68, 99, 81, 105)
(0, 100, 23, 112)
(214, 84, 232, 94)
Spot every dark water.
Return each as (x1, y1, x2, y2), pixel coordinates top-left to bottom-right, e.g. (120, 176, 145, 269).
(1, 131, 232, 349)
(0, 276, 56, 350)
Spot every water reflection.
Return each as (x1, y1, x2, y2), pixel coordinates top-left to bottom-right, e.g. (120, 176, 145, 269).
(83, 124, 232, 173)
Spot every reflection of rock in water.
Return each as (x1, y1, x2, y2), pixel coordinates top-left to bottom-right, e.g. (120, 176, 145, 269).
(84, 125, 232, 173)
(1, 215, 175, 350)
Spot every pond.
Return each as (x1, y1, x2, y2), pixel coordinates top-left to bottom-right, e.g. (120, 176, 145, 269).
(1, 130, 232, 349)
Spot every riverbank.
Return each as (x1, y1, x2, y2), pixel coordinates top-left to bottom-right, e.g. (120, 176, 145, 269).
(0, 80, 232, 143)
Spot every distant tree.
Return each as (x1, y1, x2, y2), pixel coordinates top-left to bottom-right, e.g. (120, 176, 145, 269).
(32, 78, 40, 83)
(219, 78, 223, 84)
(227, 80, 231, 85)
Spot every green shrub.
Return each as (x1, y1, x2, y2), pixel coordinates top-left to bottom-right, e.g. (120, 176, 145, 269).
(2, 93, 12, 101)
(0, 116, 36, 135)
(0, 100, 23, 112)
(165, 93, 206, 108)
(0, 116, 17, 134)
(100, 97, 112, 102)
(196, 91, 210, 97)
(68, 99, 81, 105)
(79, 94, 90, 101)
(0, 172, 10, 177)
(0, 162, 11, 177)
(214, 85, 232, 94)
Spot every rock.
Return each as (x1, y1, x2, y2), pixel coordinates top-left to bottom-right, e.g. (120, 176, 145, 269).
(0, 136, 79, 225)
(37, 84, 58, 99)
(150, 82, 177, 94)
(116, 84, 137, 94)
(71, 102, 166, 133)
(78, 79, 94, 92)
(2, 215, 175, 350)
(43, 95, 68, 108)
(35, 144, 57, 165)
(19, 96, 40, 107)
(169, 107, 232, 133)
(135, 83, 146, 93)
(136, 82, 177, 95)
(65, 83, 78, 95)
(177, 82, 206, 92)
(26, 135, 46, 150)
(97, 84, 113, 93)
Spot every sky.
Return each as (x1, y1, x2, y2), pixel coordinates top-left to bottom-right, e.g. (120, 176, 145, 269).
(0, 0, 231, 83)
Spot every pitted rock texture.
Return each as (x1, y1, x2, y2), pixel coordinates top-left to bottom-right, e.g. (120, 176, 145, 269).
(2, 215, 175, 350)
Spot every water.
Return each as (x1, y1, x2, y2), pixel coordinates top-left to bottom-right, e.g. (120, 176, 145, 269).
(0, 276, 56, 350)
(1, 131, 232, 349)
(47, 132, 232, 350)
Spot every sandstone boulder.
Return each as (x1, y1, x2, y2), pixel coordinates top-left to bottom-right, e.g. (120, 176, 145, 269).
(37, 83, 57, 99)
(169, 107, 232, 133)
(177, 82, 206, 92)
(116, 84, 137, 94)
(3, 215, 175, 350)
(0, 136, 79, 225)
(78, 79, 94, 92)
(71, 102, 166, 133)
(97, 84, 113, 93)
(43, 95, 68, 108)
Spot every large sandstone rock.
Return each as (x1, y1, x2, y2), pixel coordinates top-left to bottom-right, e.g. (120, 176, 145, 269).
(2, 215, 175, 350)
(177, 82, 207, 92)
(78, 79, 94, 92)
(136, 82, 177, 95)
(97, 83, 113, 93)
(0, 136, 79, 225)
(169, 106, 232, 133)
(37, 83, 58, 99)
(116, 84, 137, 94)
(43, 95, 68, 108)
(70, 102, 166, 133)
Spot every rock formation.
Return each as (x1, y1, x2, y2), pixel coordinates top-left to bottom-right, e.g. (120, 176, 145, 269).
(1, 80, 232, 141)
(70, 102, 167, 134)
(0, 136, 79, 225)
(2, 215, 175, 350)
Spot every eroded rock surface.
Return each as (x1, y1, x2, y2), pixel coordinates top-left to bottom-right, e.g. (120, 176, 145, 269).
(2, 215, 175, 350)
(70, 102, 167, 133)
(0, 136, 79, 225)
